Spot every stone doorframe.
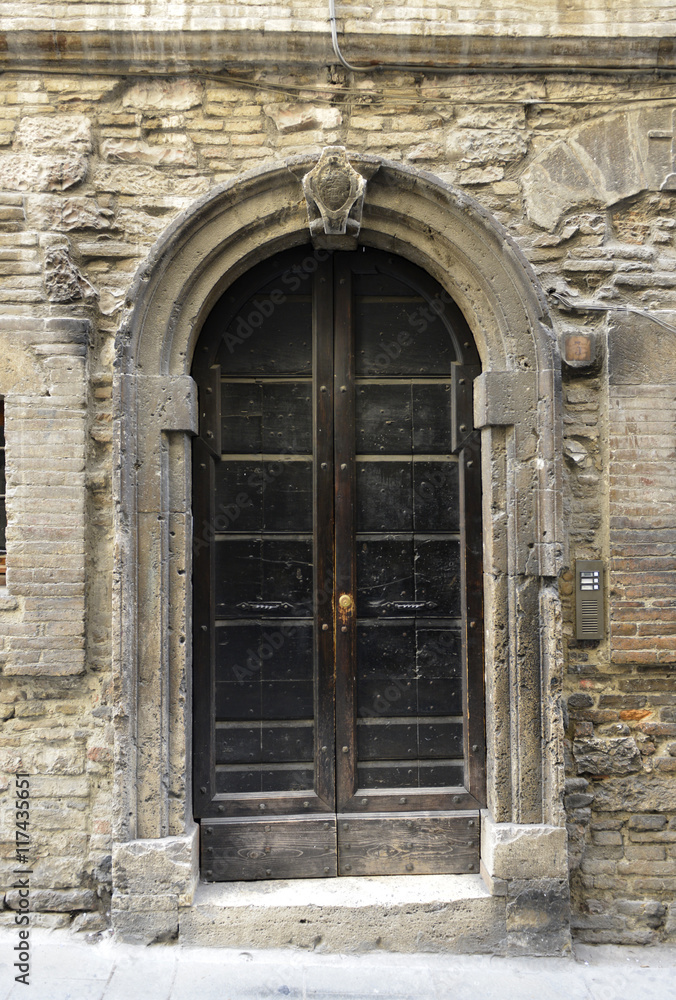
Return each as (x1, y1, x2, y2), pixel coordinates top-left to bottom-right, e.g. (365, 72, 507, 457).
(111, 153, 569, 946)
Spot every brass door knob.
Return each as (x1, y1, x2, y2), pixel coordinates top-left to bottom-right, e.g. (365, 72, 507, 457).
(338, 594, 353, 611)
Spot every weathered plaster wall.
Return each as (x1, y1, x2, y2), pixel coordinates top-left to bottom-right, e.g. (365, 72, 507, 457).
(0, 16, 674, 943)
(2, 0, 676, 36)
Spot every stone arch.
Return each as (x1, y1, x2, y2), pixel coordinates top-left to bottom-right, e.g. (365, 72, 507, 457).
(111, 154, 567, 941)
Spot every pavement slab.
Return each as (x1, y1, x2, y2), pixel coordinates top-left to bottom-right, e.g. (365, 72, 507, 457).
(0, 930, 675, 1000)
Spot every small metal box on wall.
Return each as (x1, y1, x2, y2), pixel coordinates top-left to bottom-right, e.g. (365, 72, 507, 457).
(576, 560, 604, 640)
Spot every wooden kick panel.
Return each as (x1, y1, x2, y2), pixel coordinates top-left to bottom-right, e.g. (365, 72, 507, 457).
(202, 815, 337, 881)
(337, 811, 479, 876)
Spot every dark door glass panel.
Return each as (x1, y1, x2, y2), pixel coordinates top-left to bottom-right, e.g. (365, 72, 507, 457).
(357, 721, 463, 763)
(261, 679, 314, 719)
(355, 305, 455, 375)
(356, 623, 461, 681)
(214, 295, 312, 375)
(215, 460, 313, 533)
(356, 537, 415, 615)
(215, 623, 314, 683)
(356, 622, 416, 679)
(415, 627, 461, 677)
(215, 676, 313, 725)
(214, 531, 313, 621)
(357, 762, 464, 789)
(415, 538, 461, 616)
(356, 462, 413, 532)
(220, 382, 263, 453)
(412, 384, 453, 451)
(263, 461, 314, 531)
(216, 764, 314, 794)
(413, 461, 460, 532)
(356, 384, 412, 453)
(220, 381, 312, 454)
(357, 676, 462, 718)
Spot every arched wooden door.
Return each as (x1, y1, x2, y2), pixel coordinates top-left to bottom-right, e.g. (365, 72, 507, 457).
(192, 246, 485, 880)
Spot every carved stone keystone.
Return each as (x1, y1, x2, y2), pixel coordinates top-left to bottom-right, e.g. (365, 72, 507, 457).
(302, 146, 368, 245)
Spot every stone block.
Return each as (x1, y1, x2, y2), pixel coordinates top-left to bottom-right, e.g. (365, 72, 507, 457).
(473, 370, 536, 430)
(26, 195, 113, 232)
(521, 140, 598, 231)
(71, 911, 110, 934)
(14, 116, 92, 155)
(506, 877, 570, 934)
(100, 138, 197, 168)
(0, 154, 88, 192)
(112, 898, 178, 945)
(481, 813, 568, 880)
(4, 888, 97, 912)
(629, 814, 668, 831)
(121, 79, 203, 111)
(573, 737, 642, 776)
(112, 829, 198, 898)
(265, 104, 342, 133)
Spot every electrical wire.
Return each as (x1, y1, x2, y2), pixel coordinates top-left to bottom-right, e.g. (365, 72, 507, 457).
(549, 290, 676, 336)
(4, 64, 676, 111)
(329, 0, 368, 72)
(326, 0, 676, 78)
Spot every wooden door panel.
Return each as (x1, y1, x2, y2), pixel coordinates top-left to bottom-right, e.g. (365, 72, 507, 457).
(193, 246, 485, 877)
(204, 816, 338, 881)
(337, 812, 479, 876)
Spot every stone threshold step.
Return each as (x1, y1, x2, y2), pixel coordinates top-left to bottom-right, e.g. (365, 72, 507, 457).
(180, 874, 505, 953)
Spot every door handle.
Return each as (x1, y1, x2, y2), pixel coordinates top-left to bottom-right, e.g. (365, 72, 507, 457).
(372, 601, 438, 613)
(236, 602, 294, 613)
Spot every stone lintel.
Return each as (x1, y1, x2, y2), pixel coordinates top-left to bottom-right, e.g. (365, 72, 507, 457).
(1, 30, 675, 74)
(481, 811, 568, 882)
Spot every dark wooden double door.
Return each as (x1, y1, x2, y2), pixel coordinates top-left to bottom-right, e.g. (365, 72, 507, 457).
(192, 246, 485, 880)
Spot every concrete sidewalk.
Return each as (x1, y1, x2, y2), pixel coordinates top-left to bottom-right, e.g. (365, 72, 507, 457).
(1, 930, 675, 1000)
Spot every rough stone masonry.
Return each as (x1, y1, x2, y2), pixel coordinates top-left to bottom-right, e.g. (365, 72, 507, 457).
(0, 0, 675, 951)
